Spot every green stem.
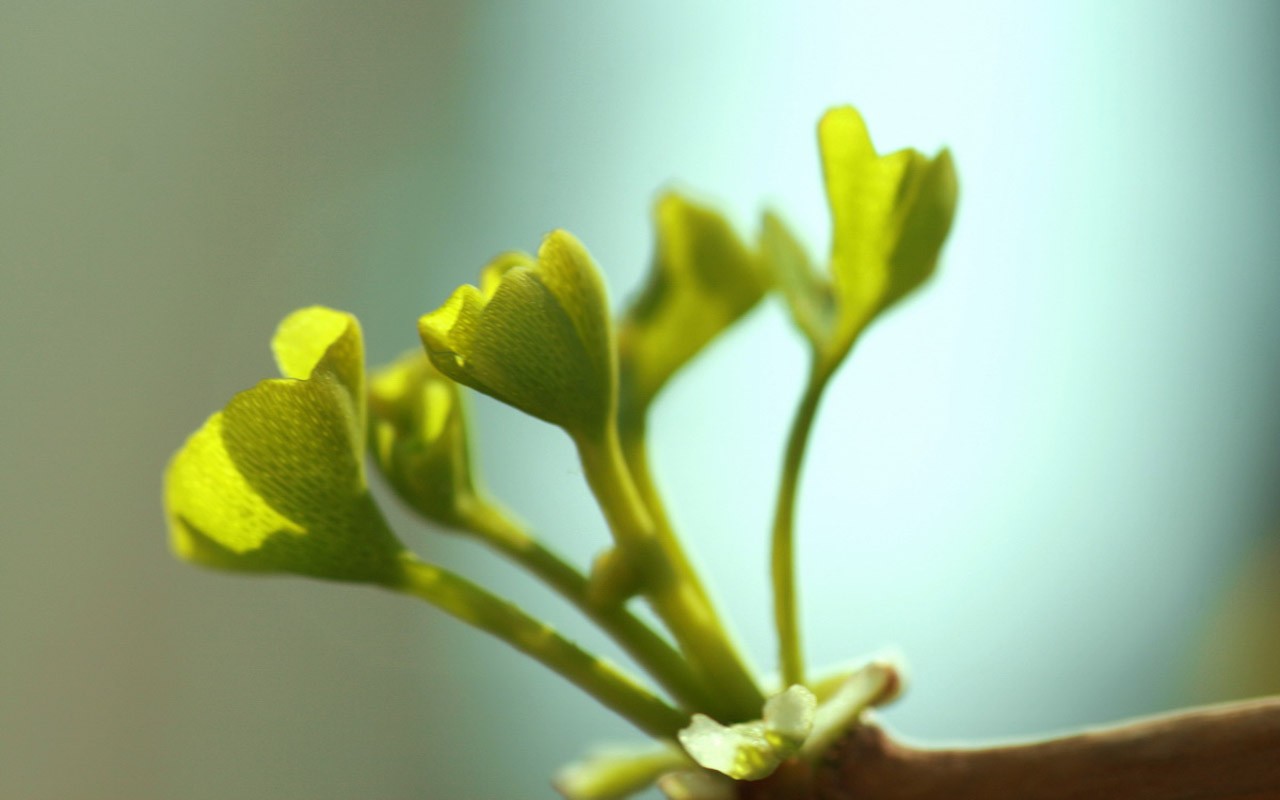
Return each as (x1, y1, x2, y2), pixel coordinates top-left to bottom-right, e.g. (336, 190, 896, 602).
(618, 421, 761, 723)
(392, 552, 687, 739)
(772, 363, 829, 687)
(577, 425, 764, 721)
(457, 501, 717, 713)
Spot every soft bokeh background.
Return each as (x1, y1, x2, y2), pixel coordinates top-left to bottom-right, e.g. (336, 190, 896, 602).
(3, 2, 1278, 798)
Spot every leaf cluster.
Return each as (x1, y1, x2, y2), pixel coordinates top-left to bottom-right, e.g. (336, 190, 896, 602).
(165, 106, 956, 799)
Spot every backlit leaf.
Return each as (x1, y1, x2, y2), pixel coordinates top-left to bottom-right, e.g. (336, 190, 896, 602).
(677, 685, 816, 781)
(618, 193, 767, 421)
(166, 307, 405, 584)
(765, 106, 957, 373)
(368, 350, 482, 527)
(419, 231, 615, 440)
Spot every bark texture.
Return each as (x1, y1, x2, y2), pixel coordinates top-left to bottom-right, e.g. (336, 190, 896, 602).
(737, 697, 1280, 800)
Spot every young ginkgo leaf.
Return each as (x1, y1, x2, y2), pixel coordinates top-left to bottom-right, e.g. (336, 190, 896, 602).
(418, 231, 616, 441)
(762, 683, 819, 749)
(677, 685, 817, 781)
(760, 210, 836, 348)
(656, 769, 736, 800)
(618, 192, 767, 423)
(368, 350, 482, 528)
(801, 659, 902, 760)
(165, 307, 406, 585)
(553, 743, 692, 800)
(765, 106, 957, 373)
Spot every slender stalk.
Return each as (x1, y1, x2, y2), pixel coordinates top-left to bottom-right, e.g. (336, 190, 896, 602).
(577, 425, 765, 721)
(618, 420, 761, 723)
(391, 553, 687, 739)
(457, 500, 718, 713)
(771, 363, 829, 687)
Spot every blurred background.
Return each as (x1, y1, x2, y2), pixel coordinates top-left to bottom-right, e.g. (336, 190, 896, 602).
(3, 2, 1278, 798)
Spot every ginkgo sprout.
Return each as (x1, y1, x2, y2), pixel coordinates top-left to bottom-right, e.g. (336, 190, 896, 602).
(166, 105, 956, 799)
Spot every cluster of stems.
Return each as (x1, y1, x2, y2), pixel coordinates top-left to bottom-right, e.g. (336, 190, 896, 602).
(381, 375, 826, 740)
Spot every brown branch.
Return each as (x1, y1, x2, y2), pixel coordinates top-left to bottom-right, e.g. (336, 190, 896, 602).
(739, 697, 1280, 800)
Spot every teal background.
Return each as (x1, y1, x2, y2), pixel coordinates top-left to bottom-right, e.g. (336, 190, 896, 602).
(2, 2, 1278, 798)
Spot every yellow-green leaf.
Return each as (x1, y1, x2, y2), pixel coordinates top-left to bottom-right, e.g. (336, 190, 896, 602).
(368, 349, 481, 527)
(618, 193, 767, 422)
(765, 106, 958, 373)
(165, 307, 405, 584)
(800, 660, 901, 759)
(656, 770, 736, 800)
(553, 743, 691, 800)
(676, 685, 816, 781)
(272, 303, 363, 394)
(886, 148, 958, 309)
(418, 230, 616, 440)
(759, 210, 835, 348)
